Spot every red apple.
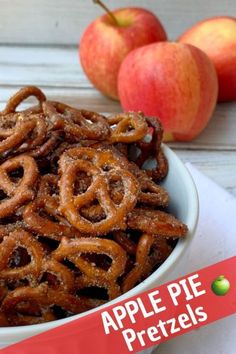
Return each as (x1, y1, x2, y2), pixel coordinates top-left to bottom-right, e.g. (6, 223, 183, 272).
(79, 7, 167, 100)
(178, 16, 236, 102)
(118, 42, 218, 141)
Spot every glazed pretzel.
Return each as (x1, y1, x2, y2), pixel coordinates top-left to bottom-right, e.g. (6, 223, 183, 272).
(0, 116, 36, 156)
(152, 238, 173, 263)
(74, 172, 169, 223)
(0, 113, 29, 138)
(59, 147, 139, 235)
(17, 114, 47, 153)
(77, 174, 169, 224)
(129, 116, 168, 181)
(49, 140, 97, 174)
(52, 237, 127, 281)
(92, 143, 169, 207)
(29, 130, 63, 158)
(40, 259, 75, 292)
(1, 86, 46, 115)
(1, 284, 101, 326)
(121, 233, 154, 292)
(127, 208, 188, 237)
(138, 175, 169, 207)
(0, 285, 8, 303)
(0, 230, 44, 283)
(38, 173, 59, 199)
(113, 231, 137, 256)
(130, 162, 169, 207)
(23, 197, 82, 240)
(107, 112, 148, 143)
(121, 234, 173, 293)
(27, 173, 82, 239)
(43, 101, 111, 140)
(0, 311, 9, 326)
(0, 155, 38, 218)
(146, 149, 169, 182)
(49, 142, 72, 173)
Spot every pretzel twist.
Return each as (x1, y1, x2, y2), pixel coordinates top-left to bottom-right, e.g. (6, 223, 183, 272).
(0, 230, 44, 283)
(2, 284, 101, 326)
(1, 86, 46, 115)
(107, 112, 148, 143)
(52, 237, 127, 282)
(59, 147, 139, 235)
(43, 101, 111, 140)
(0, 155, 38, 218)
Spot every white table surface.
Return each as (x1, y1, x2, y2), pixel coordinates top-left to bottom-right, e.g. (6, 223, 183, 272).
(154, 164, 236, 354)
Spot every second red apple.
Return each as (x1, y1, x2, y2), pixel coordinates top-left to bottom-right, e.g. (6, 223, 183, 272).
(118, 42, 218, 141)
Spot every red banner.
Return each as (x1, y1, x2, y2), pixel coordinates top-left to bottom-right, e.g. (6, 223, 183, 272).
(1, 257, 236, 354)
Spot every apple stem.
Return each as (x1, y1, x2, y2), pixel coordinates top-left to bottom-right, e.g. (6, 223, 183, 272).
(93, 0, 119, 26)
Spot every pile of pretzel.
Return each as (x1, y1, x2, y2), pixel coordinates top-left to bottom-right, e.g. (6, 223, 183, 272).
(0, 86, 187, 326)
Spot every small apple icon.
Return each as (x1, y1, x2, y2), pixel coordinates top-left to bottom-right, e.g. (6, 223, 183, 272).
(211, 275, 230, 296)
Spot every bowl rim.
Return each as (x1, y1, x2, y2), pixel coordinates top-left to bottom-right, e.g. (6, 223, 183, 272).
(0, 144, 199, 336)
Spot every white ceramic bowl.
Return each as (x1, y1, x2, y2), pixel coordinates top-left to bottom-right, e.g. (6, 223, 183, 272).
(0, 144, 199, 353)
